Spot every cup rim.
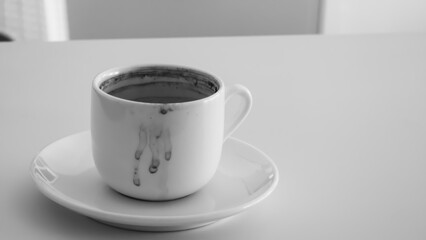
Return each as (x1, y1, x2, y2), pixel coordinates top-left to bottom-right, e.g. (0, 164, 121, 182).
(92, 64, 224, 106)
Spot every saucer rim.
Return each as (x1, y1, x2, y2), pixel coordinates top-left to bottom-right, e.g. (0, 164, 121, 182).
(30, 131, 279, 227)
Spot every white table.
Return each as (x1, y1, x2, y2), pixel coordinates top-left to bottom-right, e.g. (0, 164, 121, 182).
(1, 34, 426, 239)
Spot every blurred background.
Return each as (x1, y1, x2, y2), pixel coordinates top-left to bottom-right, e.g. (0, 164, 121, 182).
(0, 0, 426, 41)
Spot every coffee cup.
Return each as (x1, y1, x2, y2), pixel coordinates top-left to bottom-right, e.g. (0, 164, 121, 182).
(91, 65, 252, 201)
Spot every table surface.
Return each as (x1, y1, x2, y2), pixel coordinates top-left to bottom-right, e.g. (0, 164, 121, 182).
(1, 34, 426, 239)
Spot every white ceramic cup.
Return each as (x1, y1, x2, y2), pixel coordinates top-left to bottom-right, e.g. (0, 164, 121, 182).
(91, 65, 252, 201)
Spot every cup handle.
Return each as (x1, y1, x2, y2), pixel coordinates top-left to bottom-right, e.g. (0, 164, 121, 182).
(224, 84, 252, 141)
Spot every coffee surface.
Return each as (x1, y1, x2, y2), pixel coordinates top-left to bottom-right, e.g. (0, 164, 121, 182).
(131, 96, 199, 103)
(100, 67, 220, 104)
(107, 82, 208, 103)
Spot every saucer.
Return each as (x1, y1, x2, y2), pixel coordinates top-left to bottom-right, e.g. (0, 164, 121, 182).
(30, 131, 279, 231)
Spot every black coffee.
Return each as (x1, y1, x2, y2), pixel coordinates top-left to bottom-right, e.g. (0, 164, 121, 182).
(108, 83, 206, 103)
(100, 67, 219, 104)
(127, 96, 198, 104)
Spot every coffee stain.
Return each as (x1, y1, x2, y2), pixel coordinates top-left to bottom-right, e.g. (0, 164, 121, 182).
(132, 120, 173, 187)
(133, 125, 147, 186)
(164, 129, 172, 161)
(133, 167, 141, 186)
(159, 106, 173, 115)
(160, 108, 168, 115)
(148, 131, 161, 174)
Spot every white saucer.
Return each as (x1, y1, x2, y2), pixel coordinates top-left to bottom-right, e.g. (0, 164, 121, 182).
(30, 131, 279, 231)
